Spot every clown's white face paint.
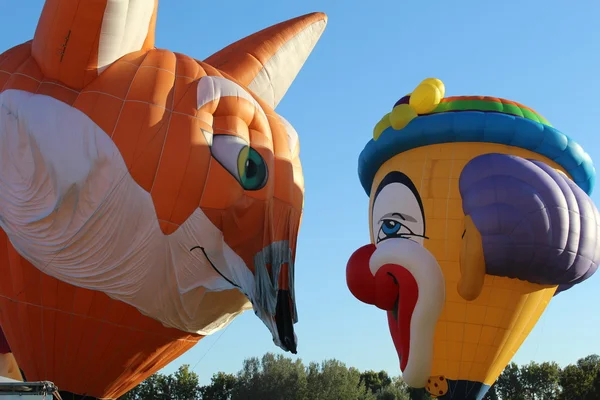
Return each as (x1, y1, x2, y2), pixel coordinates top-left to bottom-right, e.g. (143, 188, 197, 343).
(369, 172, 446, 388)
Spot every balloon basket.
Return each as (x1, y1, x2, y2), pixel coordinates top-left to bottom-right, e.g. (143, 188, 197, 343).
(0, 377, 58, 399)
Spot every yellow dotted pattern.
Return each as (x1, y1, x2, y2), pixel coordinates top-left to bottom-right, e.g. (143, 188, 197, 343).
(369, 143, 559, 385)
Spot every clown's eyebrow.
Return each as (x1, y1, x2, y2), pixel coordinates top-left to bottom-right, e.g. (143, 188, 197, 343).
(373, 171, 426, 235)
(380, 212, 417, 223)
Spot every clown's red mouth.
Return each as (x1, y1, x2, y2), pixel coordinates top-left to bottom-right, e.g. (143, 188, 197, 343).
(346, 245, 419, 372)
(385, 265, 418, 371)
(347, 239, 445, 388)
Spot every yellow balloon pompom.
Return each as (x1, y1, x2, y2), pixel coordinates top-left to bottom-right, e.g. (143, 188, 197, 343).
(420, 78, 445, 97)
(389, 104, 418, 131)
(410, 82, 443, 114)
(373, 113, 392, 140)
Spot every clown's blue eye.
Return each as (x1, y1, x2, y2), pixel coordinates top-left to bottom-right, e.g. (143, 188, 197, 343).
(382, 220, 401, 235)
(377, 218, 421, 243)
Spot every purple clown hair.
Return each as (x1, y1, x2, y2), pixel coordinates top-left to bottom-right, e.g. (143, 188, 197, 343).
(459, 153, 600, 295)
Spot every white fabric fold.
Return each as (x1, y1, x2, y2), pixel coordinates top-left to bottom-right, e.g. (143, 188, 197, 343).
(0, 89, 256, 335)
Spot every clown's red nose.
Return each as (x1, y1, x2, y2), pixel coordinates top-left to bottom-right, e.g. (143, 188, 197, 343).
(346, 244, 398, 311)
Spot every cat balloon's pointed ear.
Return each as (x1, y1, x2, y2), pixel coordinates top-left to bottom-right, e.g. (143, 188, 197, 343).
(31, 0, 158, 90)
(205, 12, 327, 110)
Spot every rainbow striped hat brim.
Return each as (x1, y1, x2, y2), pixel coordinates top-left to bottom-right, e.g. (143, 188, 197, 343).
(359, 95, 595, 196)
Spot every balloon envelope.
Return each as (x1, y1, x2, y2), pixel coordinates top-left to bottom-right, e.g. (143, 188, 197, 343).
(0, 326, 22, 381)
(0, 1, 326, 398)
(348, 79, 599, 399)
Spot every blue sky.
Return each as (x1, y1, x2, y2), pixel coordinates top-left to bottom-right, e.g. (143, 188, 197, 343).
(1, 0, 599, 386)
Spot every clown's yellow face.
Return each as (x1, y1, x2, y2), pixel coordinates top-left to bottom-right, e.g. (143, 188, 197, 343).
(368, 142, 559, 389)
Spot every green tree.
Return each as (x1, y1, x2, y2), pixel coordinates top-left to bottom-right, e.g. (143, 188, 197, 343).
(559, 354, 600, 400)
(360, 370, 393, 394)
(120, 374, 167, 400)
(483, 386, 499, 400)
(232, 353, 308, 400)
(494, 362, 524, 400)
(520, 361, 561, 399)
(171, 364, 201, 400)
(120, 365, 200, 400)
(376, 377, 410, 400)
(306, 359, 374, 400)
(590, 369, 600, 398)
(407, 387, 430, 400)
(119, 352, 600, 400)
(199, 372, 237, 400)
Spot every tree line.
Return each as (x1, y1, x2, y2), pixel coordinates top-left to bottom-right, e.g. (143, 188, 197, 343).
(119, 353, 600, 400)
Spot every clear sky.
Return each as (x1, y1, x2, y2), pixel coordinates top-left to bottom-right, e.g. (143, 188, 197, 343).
(1, 0, 599, 387)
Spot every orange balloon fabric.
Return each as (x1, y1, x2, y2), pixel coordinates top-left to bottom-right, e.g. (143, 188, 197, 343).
(0, 325, 22, 382)
(0, 1, 327, 398)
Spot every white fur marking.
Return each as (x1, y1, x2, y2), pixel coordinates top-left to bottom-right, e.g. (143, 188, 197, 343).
(197, 76, 267, 123)
(248, 20, 326, 109)
(97, 0, 155, 72)
(0, 89, 258, 335)
(278, 115, 299, 158)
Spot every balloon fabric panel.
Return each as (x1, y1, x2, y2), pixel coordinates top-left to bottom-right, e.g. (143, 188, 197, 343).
(369, 142, 560, 387)
(0, 324, 22, 381)
(347, 78, 599, 400)
(460, 153, 600, 292)
(0, 1, 327, 398)
(0, 229, 201, 398)
(0, 326, 9, 354)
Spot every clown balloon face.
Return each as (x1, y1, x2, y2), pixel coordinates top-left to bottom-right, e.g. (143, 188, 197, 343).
(347, 78, 600, 399)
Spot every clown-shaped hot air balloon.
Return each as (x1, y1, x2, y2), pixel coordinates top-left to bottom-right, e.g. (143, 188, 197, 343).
(346, 78, 600, 399)
(0, 1, 326, 398)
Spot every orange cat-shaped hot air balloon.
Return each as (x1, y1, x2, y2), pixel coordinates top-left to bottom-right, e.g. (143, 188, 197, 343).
(0, 1, 327, 398)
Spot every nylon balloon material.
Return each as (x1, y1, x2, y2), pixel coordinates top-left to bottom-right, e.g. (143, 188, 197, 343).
(0, 326, 22, 381)
(346, 78, 600, 399)
(0, 1, 327, 398)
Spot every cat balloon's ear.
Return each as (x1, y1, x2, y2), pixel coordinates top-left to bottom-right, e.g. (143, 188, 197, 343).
(32, 0, 158, 90)
(205, 12, 327, 110)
